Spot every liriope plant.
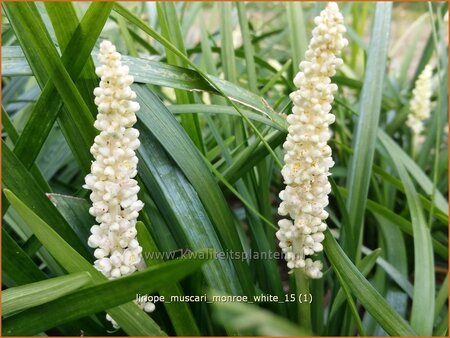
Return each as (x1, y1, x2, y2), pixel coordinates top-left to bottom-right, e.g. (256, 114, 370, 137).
(1, 1, 448, 337)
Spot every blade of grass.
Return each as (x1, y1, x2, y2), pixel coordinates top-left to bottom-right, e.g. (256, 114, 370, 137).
(380, 136, 435, 335)
(2, 228, 47, 285)
(3, 272, 92, 316)
(47, 194, 94, 251)
(426, 2, 447, 231)
(377, 130, 448, 215)
(156, 2, 204, 152)
(3, 141, 91, 258)
(286, 2, 307, 73)
(136, 221, 200, 336)
(330, 260, 366, 335)
(219, 2, 237, 85)
(4, 255, 208, 336)
(237, 2, 258, 93)
(434, 274, 448, 323)
(373, 164, 448, 222)
(323, 229, 417, 336)
(4, 2, 102, 173)
(134, 84, 255, 297)
(222, 129, 285, 184)
(6, 3, 111, 174)
(3, 45, 280, 122)
(2, 106, 51, 193)
(3, 189, 166, 336)
(345, 3, 392, 261)
(168, 104, 284, 130)
(329, 248, 382, 319)
(338, 185, 447, 259)
(114, 3, 282, 168)
(135, 119, 241, 294)
(361, 246, 413, 298)
(210, 290, 310, 336)
(45, 1, 100, 115)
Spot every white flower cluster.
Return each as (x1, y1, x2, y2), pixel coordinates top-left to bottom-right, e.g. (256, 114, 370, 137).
(84, 40, 154, 326)
(406, 64, 433, 136)
(277, 2, 347, 279)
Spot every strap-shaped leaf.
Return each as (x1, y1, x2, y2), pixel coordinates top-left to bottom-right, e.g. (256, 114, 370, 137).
(134, 84, 255, 297)
(345, 3, 392, 260)
(3, 272, 92, 316)
(3, 141, 91, 258)
(380, 135, 435, 335)
(323, 229, 417, 336)
(4, 2, 107, 173)
(3, 250, 208, 336)
(3, 189, 166, 336)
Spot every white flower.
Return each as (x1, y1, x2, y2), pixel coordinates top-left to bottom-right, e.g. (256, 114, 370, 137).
(84, 40, 154, 326)
(85, 40, 144, 279)
(406, 64, 433, 137)
(277, 2, 347, 279)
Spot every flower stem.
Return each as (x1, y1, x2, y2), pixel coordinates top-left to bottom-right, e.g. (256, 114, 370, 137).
(295, 268, 312, 331)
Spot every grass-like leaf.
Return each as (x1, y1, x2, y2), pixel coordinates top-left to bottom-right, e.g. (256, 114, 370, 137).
(323, 229, 417, 336)
(4, 254, 208, 336)
(3, 271, 92, 316)
(345, 3, 392, 260)
(380, 135, 435, 335)
(3, 189, 166, 336)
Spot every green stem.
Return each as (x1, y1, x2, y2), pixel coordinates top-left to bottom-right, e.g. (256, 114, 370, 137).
(295, 269, 312, 332)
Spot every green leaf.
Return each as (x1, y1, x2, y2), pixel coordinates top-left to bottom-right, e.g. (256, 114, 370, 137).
(47, 194, 93, 250)
(2, 45, 281, 123)
(135, 116, 240, 294)
(136, 221, 201, 336)
(237, 2, 258, 93)
(323, 229, 417, 336)
(4, 2, 102, 173)
(219, 2, 237, 84)
(286, 2, 307, 72)
(2, 106, 52, 192)
(156, 2, 204, 151)
(3, 189, 166, 336)
(3, 256, 208, 336)
(377, 130, 448, 215)
(329, 248, 382, 320)
(3, 271, 92, 316)
(329, 259, 366, 335)
(2, 228, 47, 285)
(380, 136, 435, 335)
(339, 185, 447, 259)
(134, 84, 255, 297)
(222, 129, 285, 184)
(2, 141, 91, 259)
(210, 290, 309, 336)
(361, 246, 413, 298)
(168, 104, 284, 131)
(113, 3, 282, 168)
(373, 164, 448, 223)
(345, 3, 392, 260)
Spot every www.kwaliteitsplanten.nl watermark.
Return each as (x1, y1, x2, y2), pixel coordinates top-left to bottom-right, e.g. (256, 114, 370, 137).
(142, 248, 292, 262)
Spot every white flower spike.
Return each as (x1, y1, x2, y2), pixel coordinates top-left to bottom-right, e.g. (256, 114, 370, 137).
(406, 64, 433, 137)
(84, 40, 154, 327)
(277, 2, 347, 279)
